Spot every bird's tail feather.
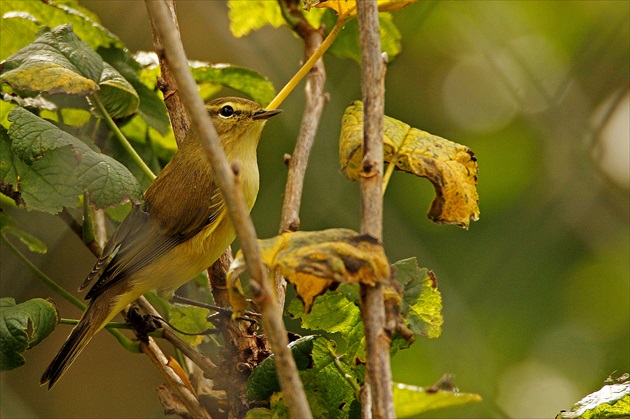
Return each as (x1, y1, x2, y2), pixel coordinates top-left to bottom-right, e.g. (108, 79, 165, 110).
(40, 301, 108, 389)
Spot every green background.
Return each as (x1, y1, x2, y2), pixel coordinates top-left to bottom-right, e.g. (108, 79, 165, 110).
(1, 1, 628, 418)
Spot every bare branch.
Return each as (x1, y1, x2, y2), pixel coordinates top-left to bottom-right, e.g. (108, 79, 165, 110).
(356, 1, 394, 418)
(140, 336, 212, 419)
(137, 297, 217, 378)
(145, 2, 312, 417)
(277, 0, 328, 306)
(146, 0, 189, 146)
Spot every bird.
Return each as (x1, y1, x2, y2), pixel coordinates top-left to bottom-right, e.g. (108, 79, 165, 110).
(41, 96, 281, 388)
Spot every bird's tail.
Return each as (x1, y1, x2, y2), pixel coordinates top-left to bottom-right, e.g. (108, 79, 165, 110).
(41, 299, 111, 389)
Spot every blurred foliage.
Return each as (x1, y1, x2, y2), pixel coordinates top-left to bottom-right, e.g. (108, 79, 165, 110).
(0, 1, 628, 418)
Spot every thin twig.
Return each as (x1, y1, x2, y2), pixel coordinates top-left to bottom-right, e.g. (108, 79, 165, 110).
(356, 1, 394, 418)
(140, 336, 212, 419)
(277, 0, 328, 306)
(137, 296, 217, 379)
(145, 2, 311, 418)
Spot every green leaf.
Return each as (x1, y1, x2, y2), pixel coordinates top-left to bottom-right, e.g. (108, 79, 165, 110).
(192, 63, 276, 107)
(99, 47, 170, 134)
(248, 336, 360, 419)
(0, 24, 102, 95)
(0, 11, 40, 59)
(0, 297, 59, 371)
(556, 381, 630, 419)
(5, 107, 142, 213)
(90, 62, 139, 119)
(287, 289, 366, 362)
(394, 257, 443, 339)
(324, 13, 401, 63)
(393, 381, 482, 417)
(168, 304, 213, 347)
(0, 0, 122, 53)
(228, 0, 285, 38)
(0, 125, 20, 183)
(248, 335, 316, 401)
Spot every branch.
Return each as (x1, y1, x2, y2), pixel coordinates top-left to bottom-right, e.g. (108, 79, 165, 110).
(147, 0, 190, 146)
(277, 0, 328, 306)
(145, 2, 311, 418)
(356, 1, 394, 418)
(137, 297, 217, 379)
(140, 336, 212, 419)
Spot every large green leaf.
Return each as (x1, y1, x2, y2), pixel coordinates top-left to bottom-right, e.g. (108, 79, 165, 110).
(91, 62, 139, 119)
(0, 297, 59, 371)
(247, 336, 360, 419)
(0, 11, 40, 60)
(287, 289, 366, 363)
(228, 1, 286, 38)
(0, 24, 102, 95)
(1, 25, 140, 118)
(247, 335, 317, 401)
(0, 0, 122, 56)
(99, 47, 170, 135)
(192, 63, 276, 107)
(227, 0, 326, 38)
(3, 108, 142, 213)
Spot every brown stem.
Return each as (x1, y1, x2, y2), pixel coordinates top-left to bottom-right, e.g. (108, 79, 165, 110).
(145, 2, 312, 418)
(356, 1, 394, 418)
(147, 0, 189, 146)
(137, 297, 217, 378)
(140, 337, 212, 419)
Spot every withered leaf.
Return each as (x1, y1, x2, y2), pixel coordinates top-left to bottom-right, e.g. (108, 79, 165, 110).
(339, 100, 480, 228)
(227, 229, 391, 313)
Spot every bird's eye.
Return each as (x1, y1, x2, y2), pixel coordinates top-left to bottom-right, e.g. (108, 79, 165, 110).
(219, 105, 234, 117)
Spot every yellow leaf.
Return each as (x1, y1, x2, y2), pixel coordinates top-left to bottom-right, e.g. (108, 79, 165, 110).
(227, 229, 391, 313)
(339, 101, 480, 229)
(315, 0, 416, 18)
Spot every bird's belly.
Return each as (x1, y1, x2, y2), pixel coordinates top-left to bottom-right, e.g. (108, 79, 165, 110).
(128, 220, 237, 298)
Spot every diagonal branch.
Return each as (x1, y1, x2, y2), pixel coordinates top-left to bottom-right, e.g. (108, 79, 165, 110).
(145, 2, 312, 418)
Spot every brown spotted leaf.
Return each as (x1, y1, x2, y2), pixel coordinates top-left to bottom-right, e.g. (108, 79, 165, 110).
(340, 100, 480, 229)
(227, 229, 391, 313)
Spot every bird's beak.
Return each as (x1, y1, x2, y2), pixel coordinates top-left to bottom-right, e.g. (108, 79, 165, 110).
(253, 108, 283, 120)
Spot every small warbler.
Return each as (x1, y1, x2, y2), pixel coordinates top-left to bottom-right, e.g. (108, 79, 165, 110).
(41, 97, 281, 388)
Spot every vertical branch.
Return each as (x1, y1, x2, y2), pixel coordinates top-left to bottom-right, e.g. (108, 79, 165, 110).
(145, 2, 312, 418)
(147, 0, 189, 146)
(356, 1, 394, 418)
(277, 0, 328, 306)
